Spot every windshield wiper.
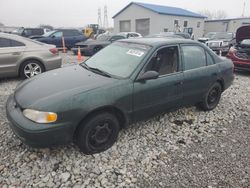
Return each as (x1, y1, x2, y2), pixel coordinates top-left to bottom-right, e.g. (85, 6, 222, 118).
(80, 62, 90, 70)
(88, 67, 111, 78)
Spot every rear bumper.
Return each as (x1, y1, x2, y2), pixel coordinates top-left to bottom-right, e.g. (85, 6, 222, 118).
(6, 94, 74, 148)
(44, 56, 62, 71)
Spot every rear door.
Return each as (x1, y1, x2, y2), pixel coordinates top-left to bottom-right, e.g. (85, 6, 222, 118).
(181, 44, 219, 105)
(0, 37, 25, 76)
(133, 45, 184, 120)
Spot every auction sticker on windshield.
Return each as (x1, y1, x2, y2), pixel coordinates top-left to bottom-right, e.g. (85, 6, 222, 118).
(126, 49, 145, 57)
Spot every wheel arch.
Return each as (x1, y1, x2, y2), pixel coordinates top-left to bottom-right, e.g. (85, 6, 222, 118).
(216, 78, 225, 91)
(18, 58, 46, 76)
(74, 105, 129, 138)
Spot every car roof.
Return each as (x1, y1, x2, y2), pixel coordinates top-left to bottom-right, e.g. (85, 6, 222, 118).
(0, 32, 48, 46)
(118, 37, 199, 46)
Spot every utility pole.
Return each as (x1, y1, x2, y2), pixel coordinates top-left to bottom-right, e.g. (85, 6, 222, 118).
(103, 5, 108, 29)
(98, 8, 102, 27)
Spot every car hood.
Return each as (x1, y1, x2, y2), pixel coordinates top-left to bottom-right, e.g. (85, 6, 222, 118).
(236, 25, 250, 43)
(207, 38, 231, 42)
(76, 40, 110, 46)
(14, 65, 116, 109)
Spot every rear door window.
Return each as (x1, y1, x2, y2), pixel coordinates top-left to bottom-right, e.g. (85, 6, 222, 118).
(0, 38, 11, 47)
(181, 45, 206, 70)
(0, 38, 25, 48)
(63, 30, 77, 37)
(206, 52, 214, 65)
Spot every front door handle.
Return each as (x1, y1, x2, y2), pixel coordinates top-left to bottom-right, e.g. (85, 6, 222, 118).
(174, 81, 183, 86)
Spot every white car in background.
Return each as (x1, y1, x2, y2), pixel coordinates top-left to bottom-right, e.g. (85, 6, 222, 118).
(118, 32, 143, 38)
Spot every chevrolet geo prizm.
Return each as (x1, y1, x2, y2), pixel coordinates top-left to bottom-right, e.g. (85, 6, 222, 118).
(6, 38, 234, 154)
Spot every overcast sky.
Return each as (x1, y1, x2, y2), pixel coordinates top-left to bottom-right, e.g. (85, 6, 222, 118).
(0, 0, 249, 28)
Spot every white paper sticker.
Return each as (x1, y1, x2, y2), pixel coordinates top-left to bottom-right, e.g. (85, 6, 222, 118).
(126, 49, 144, 57)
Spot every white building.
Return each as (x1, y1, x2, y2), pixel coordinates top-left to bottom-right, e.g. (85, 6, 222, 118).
(205, 17, 250, 34)
(113, 2, 206, 39)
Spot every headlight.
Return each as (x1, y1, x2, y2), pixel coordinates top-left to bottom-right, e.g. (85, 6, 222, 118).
(23, 109, 57, 123)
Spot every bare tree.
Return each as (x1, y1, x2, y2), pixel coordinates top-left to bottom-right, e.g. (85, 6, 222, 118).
(198, 10, 227, 20)
(38, 24, 53, 30)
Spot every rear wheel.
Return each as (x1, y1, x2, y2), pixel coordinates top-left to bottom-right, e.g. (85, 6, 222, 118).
(20, 60, 44, 79)
(199, 82, 222, 111)
(76, 112, 120, 154)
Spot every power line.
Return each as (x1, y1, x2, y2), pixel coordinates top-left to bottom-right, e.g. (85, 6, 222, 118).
(98, 8, 102, 27)
(103, 5, 108, 29)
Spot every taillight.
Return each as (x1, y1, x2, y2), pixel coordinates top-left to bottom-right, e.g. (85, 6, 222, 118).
(49, 48, 58, 55)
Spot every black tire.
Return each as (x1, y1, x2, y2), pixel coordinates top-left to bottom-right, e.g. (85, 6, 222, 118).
(199, 82, 222, 111)
(76, 112, 120, 154)
(20, 60, 44, 79)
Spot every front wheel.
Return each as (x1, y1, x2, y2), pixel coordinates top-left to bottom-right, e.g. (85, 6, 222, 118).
(76, 112, 120, 154)
(199, 82, 222, 111)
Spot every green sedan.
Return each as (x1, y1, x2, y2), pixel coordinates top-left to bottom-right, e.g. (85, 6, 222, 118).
(6, 38, 234, 154)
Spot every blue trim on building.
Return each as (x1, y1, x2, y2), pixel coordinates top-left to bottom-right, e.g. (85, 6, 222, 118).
(113, 2, 206, 19)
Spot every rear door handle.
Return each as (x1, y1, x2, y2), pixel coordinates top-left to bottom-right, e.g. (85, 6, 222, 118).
(12, 52, 21, 55)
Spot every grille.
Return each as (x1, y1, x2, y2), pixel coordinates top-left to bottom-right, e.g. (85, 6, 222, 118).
(235, 52, 250, 60)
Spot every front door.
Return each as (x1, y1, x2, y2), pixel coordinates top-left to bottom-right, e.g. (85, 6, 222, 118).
(133, 45, 183, 121)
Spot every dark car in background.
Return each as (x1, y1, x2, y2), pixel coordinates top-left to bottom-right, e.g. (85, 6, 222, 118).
(227, 25, 250, 71)
(71, 34, 126, 56)
(6, 38, 234, 154)
(205, 32, 234, 55)
(12, 27, 50, 38)
(35, 29, 87, 49)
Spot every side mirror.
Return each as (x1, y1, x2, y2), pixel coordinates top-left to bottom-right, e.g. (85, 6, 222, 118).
(137, 71, 159, 81)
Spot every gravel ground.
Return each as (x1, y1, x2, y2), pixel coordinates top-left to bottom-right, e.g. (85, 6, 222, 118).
(0, 56, 250, 187)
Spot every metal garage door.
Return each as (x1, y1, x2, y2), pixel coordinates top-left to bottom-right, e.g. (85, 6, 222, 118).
(120, 20, 131, 32)
(136, 18, 150, 36)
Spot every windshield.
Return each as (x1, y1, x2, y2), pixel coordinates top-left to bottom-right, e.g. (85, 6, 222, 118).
(211, 33, 233, 40)
(84, 42, 151, 78)
(43, 30, 55, 37)
(96, 35, 111, 41)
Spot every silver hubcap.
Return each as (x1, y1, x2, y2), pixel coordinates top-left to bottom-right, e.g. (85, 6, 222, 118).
(24, 63, 42, 78)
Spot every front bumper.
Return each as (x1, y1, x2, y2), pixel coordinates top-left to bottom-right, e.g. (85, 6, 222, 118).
(210, 47, 229, 54)
(6, 94, 74, 148)
(233, 61, 250, 71)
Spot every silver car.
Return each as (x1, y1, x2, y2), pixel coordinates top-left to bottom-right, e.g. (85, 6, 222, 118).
(0, 32, 62, 79)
